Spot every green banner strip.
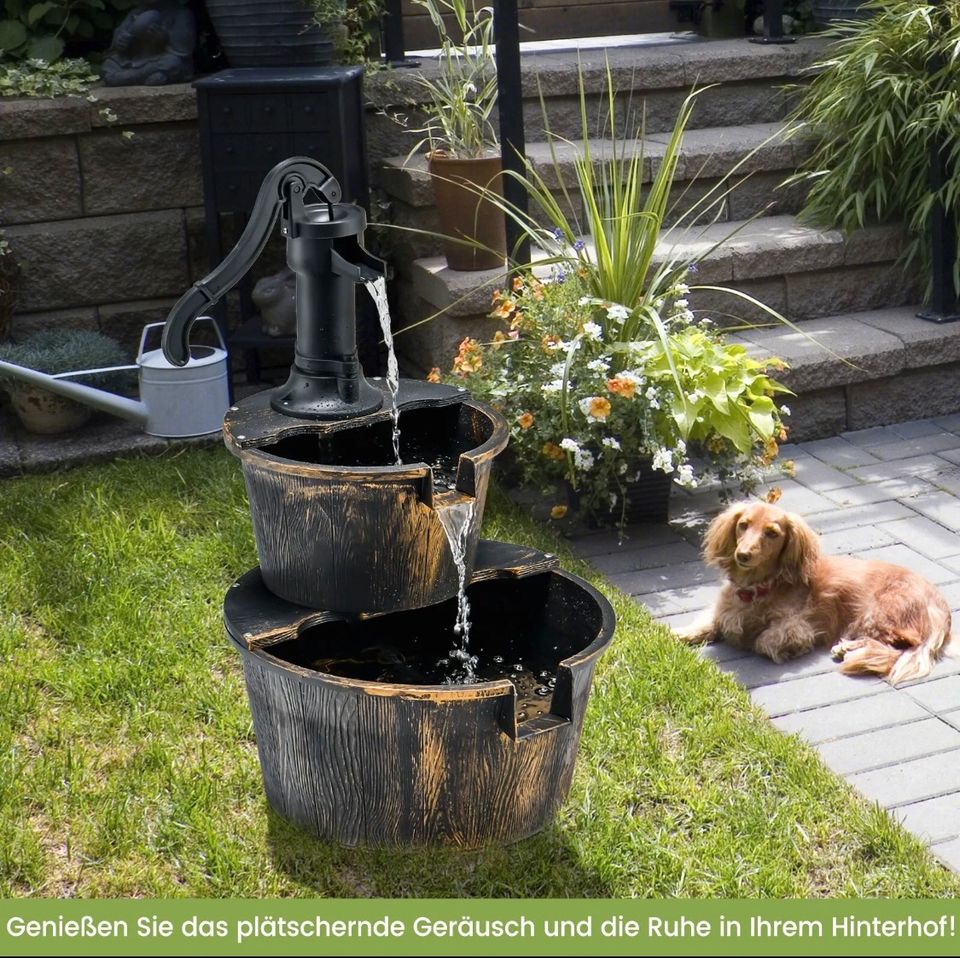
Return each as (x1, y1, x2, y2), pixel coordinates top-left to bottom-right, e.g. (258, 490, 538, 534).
(0, 900, 957, 957)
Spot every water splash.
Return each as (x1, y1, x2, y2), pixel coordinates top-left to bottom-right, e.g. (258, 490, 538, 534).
(364, 276, 401, 465)
(437, 498, 477, 682)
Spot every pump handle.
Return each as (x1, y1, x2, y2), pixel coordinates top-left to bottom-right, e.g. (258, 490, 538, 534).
(161, 157, 342, 367)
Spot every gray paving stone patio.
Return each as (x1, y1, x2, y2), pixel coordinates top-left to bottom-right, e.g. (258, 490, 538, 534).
(570, 415, 960, 874)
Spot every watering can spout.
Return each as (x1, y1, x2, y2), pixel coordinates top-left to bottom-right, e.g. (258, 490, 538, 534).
(0, 358, 149, 425)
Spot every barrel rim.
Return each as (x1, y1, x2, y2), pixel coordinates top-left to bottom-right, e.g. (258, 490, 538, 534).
(224, 563, 616, 699)
(228, 393, 509, 482)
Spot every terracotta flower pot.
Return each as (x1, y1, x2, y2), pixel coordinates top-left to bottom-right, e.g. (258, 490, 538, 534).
(428, 152, 507, 272)
(7, 384, 93, 435)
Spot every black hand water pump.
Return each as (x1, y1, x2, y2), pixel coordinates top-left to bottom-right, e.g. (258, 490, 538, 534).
(162, 157, 385, 420)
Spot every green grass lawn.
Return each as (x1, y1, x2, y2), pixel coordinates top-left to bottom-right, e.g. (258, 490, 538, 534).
(0, 446, 956, 898)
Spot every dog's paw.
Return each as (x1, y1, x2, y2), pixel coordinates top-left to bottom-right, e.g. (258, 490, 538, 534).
(674, 623, 717, 646)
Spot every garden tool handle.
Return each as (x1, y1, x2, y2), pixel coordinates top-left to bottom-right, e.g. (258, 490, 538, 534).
(161, 157, 343, 366)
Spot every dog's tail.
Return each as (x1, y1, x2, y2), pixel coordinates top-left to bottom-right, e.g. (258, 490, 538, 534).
(839, 602, 953, 685)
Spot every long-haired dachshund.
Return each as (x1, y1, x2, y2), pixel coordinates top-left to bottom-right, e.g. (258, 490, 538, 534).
(676, 501, 956, 684)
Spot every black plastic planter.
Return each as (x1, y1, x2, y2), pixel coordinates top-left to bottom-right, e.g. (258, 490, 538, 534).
(205, 0, 335, 68)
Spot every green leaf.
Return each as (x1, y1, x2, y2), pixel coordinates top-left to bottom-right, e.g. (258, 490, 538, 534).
(0, 18, 27, 50)
(27, 2, 55, 26)
(25, 32, 63, 62)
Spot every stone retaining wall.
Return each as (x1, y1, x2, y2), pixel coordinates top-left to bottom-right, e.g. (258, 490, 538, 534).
(0, 85, 207, 355)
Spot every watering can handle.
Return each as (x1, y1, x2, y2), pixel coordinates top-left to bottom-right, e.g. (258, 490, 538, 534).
(160, 157, 342, 367)
(139, 317, 226, 365)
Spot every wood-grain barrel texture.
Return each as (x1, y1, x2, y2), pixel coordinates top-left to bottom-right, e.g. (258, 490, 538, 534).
(224, 561, 615, 847)
(232, 399, 507, 615)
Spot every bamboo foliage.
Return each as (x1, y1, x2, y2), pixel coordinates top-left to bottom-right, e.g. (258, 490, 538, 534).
(787, 0, 960, 296)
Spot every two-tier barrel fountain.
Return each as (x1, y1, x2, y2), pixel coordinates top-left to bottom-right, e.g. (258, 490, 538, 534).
(163, 158, 615, 847)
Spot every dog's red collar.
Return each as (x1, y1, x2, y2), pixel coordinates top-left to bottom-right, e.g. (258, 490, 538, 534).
(736, 582, 772, 603)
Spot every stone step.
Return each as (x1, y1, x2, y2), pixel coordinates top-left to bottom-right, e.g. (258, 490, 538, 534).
(366, 37, 829, 159)
(731, 307, 960, 441)
(405, 217, 912, 319)
(381, 123, 814, 254)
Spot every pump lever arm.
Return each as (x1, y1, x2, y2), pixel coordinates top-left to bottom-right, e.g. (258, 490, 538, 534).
(161, 157, 343, 366)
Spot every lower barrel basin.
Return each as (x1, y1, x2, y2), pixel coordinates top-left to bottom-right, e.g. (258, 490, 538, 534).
(224, 386, 508, 616)
(223, 542, 615, 847)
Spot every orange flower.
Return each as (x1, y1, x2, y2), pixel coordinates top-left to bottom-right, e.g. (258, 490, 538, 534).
(529, 278, 544, 300)
(517, 412, 534, 430)
(607, 376, 637, 400)
(541, 333, 561, 353)
(762, 437, 779, 465)
(541, 442, 565, 460)
(511, 275, 525, 292)
(492, 329, 511, 350)
(585, 396, 611, 420)
(452, 337, 483, 376)
(550, 504, 568, 519)
(781, 459, 797, 478)
(778, 424, 790, 442)
(765, 487, 783, 504)
(489, 297, 516, 320)
(426, 367, 442, 383)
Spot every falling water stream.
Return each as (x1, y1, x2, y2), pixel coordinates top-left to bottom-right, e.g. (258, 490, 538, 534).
(364, 277, 401, 465)
(361, 279, 479, 684)
(437, 498, 477, 682)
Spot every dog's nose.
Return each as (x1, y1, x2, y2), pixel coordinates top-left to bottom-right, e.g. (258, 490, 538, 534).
(736, 551, 751, 564)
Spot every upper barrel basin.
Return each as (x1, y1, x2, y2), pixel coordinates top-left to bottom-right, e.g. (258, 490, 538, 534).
(223, 384, 509, 615)
(223, 542, 616, 847)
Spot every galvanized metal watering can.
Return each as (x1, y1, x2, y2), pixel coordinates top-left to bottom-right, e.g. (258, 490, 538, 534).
(0, 319, 229, 438)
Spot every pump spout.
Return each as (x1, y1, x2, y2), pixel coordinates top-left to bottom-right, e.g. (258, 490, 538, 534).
(0, 358, 148, 424)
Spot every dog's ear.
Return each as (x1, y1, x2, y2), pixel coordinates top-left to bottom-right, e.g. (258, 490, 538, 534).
(702, 504, 742, 570)
(779, 512, 821, 585)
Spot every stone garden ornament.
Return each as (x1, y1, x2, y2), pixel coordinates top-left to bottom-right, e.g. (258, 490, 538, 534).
(102, 0, 196, 87)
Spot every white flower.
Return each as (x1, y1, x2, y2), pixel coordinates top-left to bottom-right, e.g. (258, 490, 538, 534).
(578, 296, 595, 306)
(652, 447, 674, 473)
(780, 404, 791, 416)
(676, 464, 698, 488)
(561, 438, 594, 471)
(674, 298, 689, 309)
(602, 436, 621, 450)
(645, 385, 661, 410)
(673, 283, 690, 297)
(587, 358, 610, 374)
(550, 362, 567, 378)
(542, 379, 564, 394)
(605, 303, 631, 323)
(618, 462, 628, 475)
(582, 322, 602, 340)
(609, 493, 619, 508)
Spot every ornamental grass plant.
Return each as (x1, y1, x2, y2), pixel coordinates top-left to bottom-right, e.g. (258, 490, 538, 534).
(786, 0, 960, 296)
(435, 70, 795, 526)
(405, 0, 499, 158)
